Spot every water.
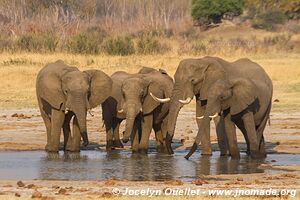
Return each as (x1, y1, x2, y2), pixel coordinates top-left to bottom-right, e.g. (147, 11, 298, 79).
(0, 150, 299, 181)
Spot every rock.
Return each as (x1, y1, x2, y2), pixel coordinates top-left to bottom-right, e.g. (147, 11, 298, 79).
(271, 160, 276, 162)
(11, 113, 18, 117)
(3, 184, 13, 187)
(17, 181, 25, 187)
(237, 177, 243, 181)
(192, 179, 208, 185)
(164, 179, 183, 186)
(26, 184, 37, 189)
(41, 196, 55, 200)
(104, 178, 117, 186)
(52, 185, 60, 189)
(102, 192, 113, 198)
(274, 99, 280, 102)
(32, 190, 42, 198)
(15, 193, 21, 197)
(57, 188, 67, 195)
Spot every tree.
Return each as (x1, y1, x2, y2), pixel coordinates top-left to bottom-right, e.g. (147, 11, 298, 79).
(191, 0, 243, 25)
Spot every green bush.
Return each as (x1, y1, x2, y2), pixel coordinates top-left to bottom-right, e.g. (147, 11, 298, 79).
(252, 10, 287, 30)
(191, 0, 243, 24)
(67, 31, 104, 54)
(16, 33, 58, 52)
(137, 35, 171, 54)
(102, 36, 135, 56)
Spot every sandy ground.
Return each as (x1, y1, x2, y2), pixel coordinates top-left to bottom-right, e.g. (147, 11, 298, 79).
(0, 107, 299, 199)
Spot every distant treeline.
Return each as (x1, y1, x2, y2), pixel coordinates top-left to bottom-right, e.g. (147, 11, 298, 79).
(0, 0, 299, 55)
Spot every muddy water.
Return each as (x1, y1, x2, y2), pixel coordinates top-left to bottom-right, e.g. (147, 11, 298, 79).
(0, 150, 299, 181)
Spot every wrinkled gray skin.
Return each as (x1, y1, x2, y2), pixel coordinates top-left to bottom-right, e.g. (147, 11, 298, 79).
(166, 57, 273, 159)
(36, 60, 112, 152)
(102, 67, 173, 153)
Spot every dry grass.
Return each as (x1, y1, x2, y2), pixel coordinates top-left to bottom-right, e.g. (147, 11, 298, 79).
(0, 52, 299, 111)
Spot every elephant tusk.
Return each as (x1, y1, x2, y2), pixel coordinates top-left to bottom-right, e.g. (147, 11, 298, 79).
(88, 109, 94, 117)
(118, 109, 124, 113)
(150, 92, 170, 103)
(65, 108, 69, 114)
(178, 97, 192, 104)
(140, 108, 143, 112)
(209, 113, 219, 119)
(196, 116, 204, 119)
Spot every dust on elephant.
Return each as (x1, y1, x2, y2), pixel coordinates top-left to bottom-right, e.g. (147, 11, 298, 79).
(165, 57, 273, 159)
(36, 60, 112, 152)
(102, 67, 173, 153)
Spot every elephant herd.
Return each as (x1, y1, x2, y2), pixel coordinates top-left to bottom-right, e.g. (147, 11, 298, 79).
(36, 56, 273, 159)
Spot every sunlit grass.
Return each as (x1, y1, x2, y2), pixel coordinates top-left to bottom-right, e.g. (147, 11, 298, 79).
(0, 52, 299, 111)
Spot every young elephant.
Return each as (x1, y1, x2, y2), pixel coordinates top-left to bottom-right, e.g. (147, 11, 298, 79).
(185, 78, 272, 159)
(102, 67, 173, 153)
(36, 60, 112, 152)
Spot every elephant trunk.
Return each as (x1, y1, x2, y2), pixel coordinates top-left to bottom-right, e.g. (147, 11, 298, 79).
(185, 116, 211, 159)
(165, 101, 182, 154)
(72, 96, 89, 146)
(122, 104, 138, 143)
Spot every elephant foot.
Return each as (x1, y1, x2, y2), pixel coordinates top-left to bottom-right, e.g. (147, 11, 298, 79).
(230, 152, 241, 159)
(113, 140, 124, 149)
(250, 151, 266, 159)
(220, 148, 228, 156)
(138, 148, 148, 154)
(132, 149, 139, 154)
(45, 145, 59, 153)
(64, 147, 80, 153)
(201, 148, 212, 156)
(106, 140, 115, 151)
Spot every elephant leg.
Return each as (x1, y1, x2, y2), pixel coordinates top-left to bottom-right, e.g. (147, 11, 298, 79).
(112, 119, 123, 148)
(102, 103, 114, 151)
(48, 109, 65, 152)
(65, 116, 81, 152)
(131, 121, 140, 153)
(139, 114, 153, 154)
(213, 115, 228, 156)
(242, 112, 260, 159)
(40, 111, 51, 151)
(153, 122, 164, 153)
(196, 102, 212, 155)
(63, 112, 73, 150)
(224, 115, 240, 159)
(235, 122, 250, 155)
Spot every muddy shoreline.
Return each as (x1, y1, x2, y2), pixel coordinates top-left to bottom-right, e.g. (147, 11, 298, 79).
(0, 108, 299, 198)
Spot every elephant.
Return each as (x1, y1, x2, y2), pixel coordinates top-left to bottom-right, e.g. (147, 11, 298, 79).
(101, 67, 173, 153)
(163, 56, 272, 159)
(36, 60, 112, 152)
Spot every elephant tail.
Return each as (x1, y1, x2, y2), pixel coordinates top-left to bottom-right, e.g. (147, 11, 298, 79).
(256, 100, 272, 150)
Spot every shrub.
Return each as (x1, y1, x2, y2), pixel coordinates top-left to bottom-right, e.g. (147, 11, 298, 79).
(102, 36, 135, 56)
(67, 31, 104, 54)
(16, 33, 58, 52)
(136, 35, 171, 54)
(252, 10, 287, 30)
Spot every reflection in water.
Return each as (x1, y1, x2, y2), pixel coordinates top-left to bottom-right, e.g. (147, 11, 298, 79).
(0, 150, 298, 181)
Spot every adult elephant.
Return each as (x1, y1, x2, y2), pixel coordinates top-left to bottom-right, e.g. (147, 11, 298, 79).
(102, 67, 173, 153)
(36, 60, 112, 152)
(164, 57, 272, 159)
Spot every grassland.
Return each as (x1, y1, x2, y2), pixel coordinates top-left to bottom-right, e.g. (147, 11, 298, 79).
(0, 25, 299, 111)
(0, 52, 299, 111)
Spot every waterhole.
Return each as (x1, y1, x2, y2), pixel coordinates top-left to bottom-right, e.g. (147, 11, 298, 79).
(0, 150, 299, 181)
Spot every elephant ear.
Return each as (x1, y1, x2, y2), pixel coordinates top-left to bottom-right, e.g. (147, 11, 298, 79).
(199, 59, 226, 100)
(37, 60, 74, 110)
(84, 69, 113, 109)
(138, 66, 157, 74)
(142, 79, 164, 114)
(229, 78, 258, 115)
